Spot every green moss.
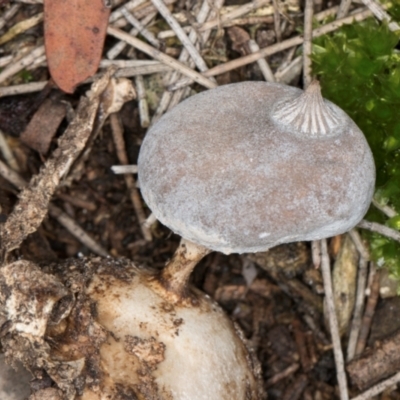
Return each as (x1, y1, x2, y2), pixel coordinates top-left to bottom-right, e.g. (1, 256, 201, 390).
(312, 14, 400, 279)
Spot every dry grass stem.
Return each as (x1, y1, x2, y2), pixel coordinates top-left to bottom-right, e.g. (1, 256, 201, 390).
(0, 55, 13, 68)
(272, 0, 282, 41)
(109, 0, 148, 23)
(355, 267, 380, 356)
(107, 12, 157, 59)
(358, 219, 400, 243)
(121, 7, 160, 48)
(248, 39, 275, 82)
(171, 8, 371, 87)
(0, 3, 21, 31)
(275, 55, 302, 83)
(372, 198, 397, 218)
(152, 0, 216, 122)
(0, 130, 20, 172)
(48, 205, 109, 257)
(350, 371, 400, 400)
(360, 0, 400, 30)
(110, 113, 152, 241)
(320, 239, 349, 400)
(135, 74, 150, 127)
(303, 0, 314, 88)
(0, 45, 45, 85)
(151, 0, 211, 75)
(0, 12, 43, 46)
(107, 26, 217, 89)
(199, 0, 271, 33)
(265, 363, 300, 387)
(346, 255, 368, 362)
(111, 165, 138, 174)
(311, 239, 321, 269)
(337, 0, 352, 18)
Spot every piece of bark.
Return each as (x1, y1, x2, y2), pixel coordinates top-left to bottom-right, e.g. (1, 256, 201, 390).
(20, 98, 66, 154)
(347, 327, 400, 390)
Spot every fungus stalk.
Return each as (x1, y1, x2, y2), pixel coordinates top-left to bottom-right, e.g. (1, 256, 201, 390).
(159, 239, 211, 297)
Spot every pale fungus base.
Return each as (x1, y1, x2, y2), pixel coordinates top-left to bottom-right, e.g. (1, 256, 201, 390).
(138, 82, 375, 254)
(0, 256, 263, 400)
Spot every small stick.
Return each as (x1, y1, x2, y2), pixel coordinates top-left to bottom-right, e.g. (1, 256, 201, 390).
(0, 12, 43, 46)
(357, 219, 400, 243)
(110, 113, 152, 241)
(346, 256, 368, 361)
(350, 371, 400, 400)
(359, 0, 400, 31)
(265, 363, 300, 387)
(172, 8, 372, 89)
(372, 198, 397, 218)
(109, 0, 147, 23)
(0, 3, 21, 31)
(0, 55, 13, 68)
(150, 0, 211, 75)
(0, 64, 173, 98)
(303, 314, 330, 346)
(292, 319, 312, 372)
(0, 130, 20, 172)
(107, 12, 157, 59)
(121, 7, 160, 48)
(0, 159, 109, 257)
(48, 204, 109, 257)
(107, 26, 217, 89)
(248, 39, 275, 82)
(349, 229, 370, 260)
(337, 0, 352, 18)
(303, 0, 314, 88)
(0, 45, 45, 85)
(272, 0, 282, 42)
(135, 74, 150, 128)
(354, 267, 380, 356)
(111, 165, 138, 174)
(320, 238, 349, 400)
(198, 0, 271, 33)
(282, 374, 308, 400)
(151, 0, 215, 122)
(311, 239, 321, 269)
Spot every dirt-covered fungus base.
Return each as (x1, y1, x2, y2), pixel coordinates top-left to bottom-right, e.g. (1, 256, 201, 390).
(0, 257, 264, 400)
(138, 82, 375, 254)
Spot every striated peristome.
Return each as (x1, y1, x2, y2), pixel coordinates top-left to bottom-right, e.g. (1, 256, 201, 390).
(138, 81, 375, 254)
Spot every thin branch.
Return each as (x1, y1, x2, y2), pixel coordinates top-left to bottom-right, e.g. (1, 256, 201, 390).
(0, 3, 21, 31)
(0, 12, 43, 46)
(0, 45, 45, 85)
(107, 26, 217, 89)
(346, 255, 368, 361)
(337, 0, 353, 19)
(110, 113, 152, 241)
(121, 7, 160, 48)
(150, 0, 211, 75)
(372, 198, 397, 218)
(357, 219, 400, 243)
(350, 371, 400, 400)
(248, 39, 275, 82)
(202, 8, 372, 80)
(359, 0, 400, 31)
(107, 12, 157, 59)
(112, 165, 138, 174)
(0, 159, 109, 257)
(320, 239, 349, 400)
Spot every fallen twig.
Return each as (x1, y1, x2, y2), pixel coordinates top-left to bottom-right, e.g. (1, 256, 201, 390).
(357, 219, 400, 243)
(320, 238, 349, 400)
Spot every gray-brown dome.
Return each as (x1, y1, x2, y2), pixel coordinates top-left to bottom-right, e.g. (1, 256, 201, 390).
(138, 82, 375, 254)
